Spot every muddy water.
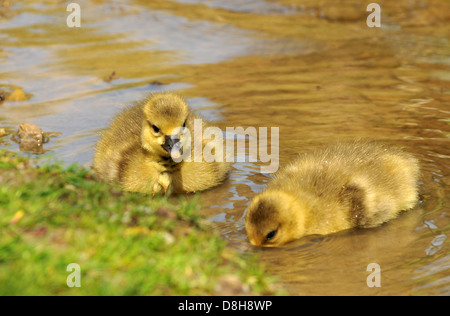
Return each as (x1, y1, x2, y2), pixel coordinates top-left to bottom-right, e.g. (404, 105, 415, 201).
(1, 0, 449, 295)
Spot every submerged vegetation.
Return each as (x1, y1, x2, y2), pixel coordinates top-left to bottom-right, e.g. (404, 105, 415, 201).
(0, 150, 274, 295)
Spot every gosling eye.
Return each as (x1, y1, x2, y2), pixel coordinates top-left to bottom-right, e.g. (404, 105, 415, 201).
(152, 124, 160, 134)
(265, 230, 277, 241)
(182, 120, 186, 128)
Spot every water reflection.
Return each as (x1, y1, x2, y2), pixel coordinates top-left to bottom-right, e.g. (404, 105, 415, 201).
(173, 0, 297, 15)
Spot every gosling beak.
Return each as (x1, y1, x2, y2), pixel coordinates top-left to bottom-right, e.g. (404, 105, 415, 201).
(162, 134, 182, 159)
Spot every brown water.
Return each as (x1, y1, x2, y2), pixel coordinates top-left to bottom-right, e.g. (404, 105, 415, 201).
(0, 0, 449, 295)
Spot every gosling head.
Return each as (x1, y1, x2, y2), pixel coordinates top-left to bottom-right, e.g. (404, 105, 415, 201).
(141, 93, 189, 160)
(245, 190, 306, 247)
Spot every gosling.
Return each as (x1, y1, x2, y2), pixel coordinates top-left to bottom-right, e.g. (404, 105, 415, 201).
(245, 140, 420, 247)
(93, 93, 231, 194)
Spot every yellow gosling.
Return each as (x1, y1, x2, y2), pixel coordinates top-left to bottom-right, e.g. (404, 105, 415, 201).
(93, 93, 231, 194)
(245, 140, 420, 247)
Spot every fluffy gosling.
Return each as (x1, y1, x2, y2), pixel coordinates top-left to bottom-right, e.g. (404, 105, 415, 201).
(93, 93, 231, 194)
(245, 140, 420, 247)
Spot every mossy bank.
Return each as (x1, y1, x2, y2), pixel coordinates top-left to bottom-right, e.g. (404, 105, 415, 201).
(0, 150, 275, 295)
